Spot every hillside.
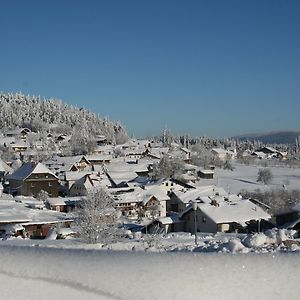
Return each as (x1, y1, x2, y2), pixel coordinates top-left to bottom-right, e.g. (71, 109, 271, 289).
(233, 131, 300, 145)
(0, 92, 127, 143)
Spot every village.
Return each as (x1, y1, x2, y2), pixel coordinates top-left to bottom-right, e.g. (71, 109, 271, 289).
(0, 126, 299, 253)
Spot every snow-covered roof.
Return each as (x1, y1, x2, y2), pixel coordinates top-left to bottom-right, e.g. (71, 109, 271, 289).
(0, 200, 71, 224)
(212, 148, 232, 155)
(55, 155, 89, 165)
(202, 200, 270, 225)
(0, 137, 15, 146)
(198, 169, 214, 174)
(0, 158, 12, 173)
(9, 162, 58, 180)
(47, 196, 85, 206)
(70, 174, 102, 191)
(106, 171, 138, 186)
(107, 161, 149, 174)
(181, 198, 271, 225)
(85, 154, 113, 161)
(156, 215, 181, 225)
(65, 171, 93, 182)
(173, 186, 227, 204)
(141, 186, 170, 204)
(115, 186, 169, 205)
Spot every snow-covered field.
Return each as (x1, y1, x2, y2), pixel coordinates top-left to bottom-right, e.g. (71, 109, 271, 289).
(0, 243, 300, 300)
(197, 163, 300, 194)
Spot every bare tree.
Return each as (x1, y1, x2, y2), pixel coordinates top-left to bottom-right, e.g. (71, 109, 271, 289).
(76, 187, 121, 244)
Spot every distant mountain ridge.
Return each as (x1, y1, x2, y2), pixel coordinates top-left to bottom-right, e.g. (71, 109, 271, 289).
(233, 131, 300, 144)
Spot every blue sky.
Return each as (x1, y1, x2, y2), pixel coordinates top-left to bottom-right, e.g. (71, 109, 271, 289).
(1, 0, 299, 138)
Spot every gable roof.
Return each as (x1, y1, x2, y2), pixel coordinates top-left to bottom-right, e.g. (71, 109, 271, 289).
(199, 199, 271, 225)
(180, 198, 271, 226)
(171, 185, 227, 204)
(9, 162, 58, 181)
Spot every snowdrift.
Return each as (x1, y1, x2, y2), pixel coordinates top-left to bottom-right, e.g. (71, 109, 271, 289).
(0, 245, 299, 300)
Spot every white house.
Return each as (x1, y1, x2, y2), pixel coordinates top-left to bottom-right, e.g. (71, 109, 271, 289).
(179, 195, 271, 234)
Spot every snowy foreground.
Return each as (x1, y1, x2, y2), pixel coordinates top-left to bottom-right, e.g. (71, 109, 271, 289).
(1, 232, 300, 300)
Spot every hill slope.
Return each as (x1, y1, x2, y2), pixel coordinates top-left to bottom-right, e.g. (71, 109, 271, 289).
(233, 131, 300, 144)
(0, 92, 127, 143)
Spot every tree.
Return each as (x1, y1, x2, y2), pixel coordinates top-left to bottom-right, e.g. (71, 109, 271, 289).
(36, 190, 49, 203)
(151, 154, 183, 180)
(257, 168, 273, 185)
(223, 160, 235, 171)
(76, 187, 121, 244)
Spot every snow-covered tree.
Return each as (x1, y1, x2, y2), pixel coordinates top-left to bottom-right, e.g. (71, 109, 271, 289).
(151, 154, 184, 180)
(257, 168, 273, 185)
(36, 190, 49, 203)
(76, 187, 121, 244)
(0, 92, 128, 144)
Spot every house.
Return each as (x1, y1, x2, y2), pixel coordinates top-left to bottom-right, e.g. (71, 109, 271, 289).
(86, 154, 113, 165)
(64, 171, 94, 190)
(0, 200, 72, 239)
(46, 196, 84, 212)
(46, 155, 92, 173)
(197, 169, 214, 179)
(147, 178, 195, 195)
(69, 174, 103, 196)
(0, 136, 15, 147)
(8, 162, 59, 197)
(9, 141, 29, 153)
(180, 147, 191, 162)
(143, 215, 182, 234)
(251, 151, 267, 159)
(124, 147, 148, 160)
(179, 195, 271, 234)
(4, 128, 31, 141)
(256, 147, 288, 160)
(147, 147, 169, 160)
(275, 201, 300, 227)
(95, 135, 108, 145)
(168, 186, 227, 213)
(211, 148, 236, 161)
(114, 186, 169, 219)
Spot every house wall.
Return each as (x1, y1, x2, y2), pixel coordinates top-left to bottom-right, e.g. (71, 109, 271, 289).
(182, 209, 217, 233)
(9, 173, 59, 197)
(159, 200, 167, 217)
(69, 184, 88, 197)
(198, 172, 214, 179)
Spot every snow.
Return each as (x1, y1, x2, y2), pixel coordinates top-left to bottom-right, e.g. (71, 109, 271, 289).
(0, 200, 71, 225)
(196, 163, 300, 194)
(9, 162, 57, 180)
(0, 243, 300, 300)
(197, 199, 271, 224)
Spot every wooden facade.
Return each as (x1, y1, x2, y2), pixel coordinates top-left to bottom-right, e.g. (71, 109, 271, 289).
(10, 173, 59, 197)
